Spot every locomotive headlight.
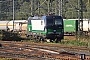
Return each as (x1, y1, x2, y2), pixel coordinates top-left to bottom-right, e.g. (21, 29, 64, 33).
(44, 28, 47, 32)
(53, 30, 56, 32)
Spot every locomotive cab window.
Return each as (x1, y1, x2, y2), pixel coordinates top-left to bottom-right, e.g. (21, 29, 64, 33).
(46, 19, 53, 25)
(55, 19, 62, 25)
(46, 18, 62, 25)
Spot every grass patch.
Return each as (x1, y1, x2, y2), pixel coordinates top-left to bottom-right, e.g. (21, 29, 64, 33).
(60, 40, 88, 46)
(22, 39, 88, 46)
(43, 39, 88, 46)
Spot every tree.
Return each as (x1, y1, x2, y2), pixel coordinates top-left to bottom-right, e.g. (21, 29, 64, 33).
(0, 0, 89, 20)
(16, 1, 31, 19)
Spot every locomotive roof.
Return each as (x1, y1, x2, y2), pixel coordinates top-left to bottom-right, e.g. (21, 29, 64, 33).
(28, 15, 62, 20)
(28, 16, 42, 20)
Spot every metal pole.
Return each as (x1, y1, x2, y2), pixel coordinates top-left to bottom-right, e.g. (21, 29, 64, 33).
(77, 0, 83, 40)
(48, 0, 50, 13)
(31, 0, 34, 16)
(50, 0, 52, 12)
(38, 0, 40, 14)
(80, 0, 83, 32)
(78, 0, 83, 33)
(56, 0, 59, 15)
(13, 0, 14, 32)
(60, 0, 63, 16)
(77, 0, 80, 40)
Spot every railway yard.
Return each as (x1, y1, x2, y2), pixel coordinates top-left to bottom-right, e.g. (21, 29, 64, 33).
(0, 0, 90, 60)
(0, 40, 90, 60)
(0, 24, 90, 60)
(0, 13, 90, 60)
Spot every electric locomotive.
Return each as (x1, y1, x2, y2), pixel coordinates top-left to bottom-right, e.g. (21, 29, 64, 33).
(26, 15, 64, 42)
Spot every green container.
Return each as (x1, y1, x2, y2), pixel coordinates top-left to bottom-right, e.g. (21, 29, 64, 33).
(64, 19, 78, 33)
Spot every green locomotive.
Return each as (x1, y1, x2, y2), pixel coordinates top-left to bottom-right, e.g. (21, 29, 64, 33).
(26, 15, 64, 42)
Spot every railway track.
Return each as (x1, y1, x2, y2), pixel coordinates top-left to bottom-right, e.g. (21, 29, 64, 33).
(0, 41, 90, 60)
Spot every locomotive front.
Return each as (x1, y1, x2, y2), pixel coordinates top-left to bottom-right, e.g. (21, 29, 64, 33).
(44, 16, 64, 42)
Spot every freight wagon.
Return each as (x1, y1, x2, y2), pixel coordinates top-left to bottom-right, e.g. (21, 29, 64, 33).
(26, 15, 64, 42)
(0, 21, 9, 31)
(0, 20, 27, 32)
(8, 20, 27, 32)
(64, 19, 90, 35)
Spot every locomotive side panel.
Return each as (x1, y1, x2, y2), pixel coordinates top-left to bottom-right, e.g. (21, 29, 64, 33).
(31, 20, 45, 31)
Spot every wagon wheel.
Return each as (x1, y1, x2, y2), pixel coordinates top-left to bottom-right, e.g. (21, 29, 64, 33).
(39, 37, 45, 43)
(26, 35, 33, 40)
(55, 38, 61, 43)
(26, 35, 29, 39)
(34, 36, 40, 42)
(50, 39, 54, 42)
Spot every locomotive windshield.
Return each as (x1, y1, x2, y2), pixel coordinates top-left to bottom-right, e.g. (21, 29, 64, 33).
(46, 19, 53, 25)
(55, 19, 62, 25)
(46, 19, 62, 25)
